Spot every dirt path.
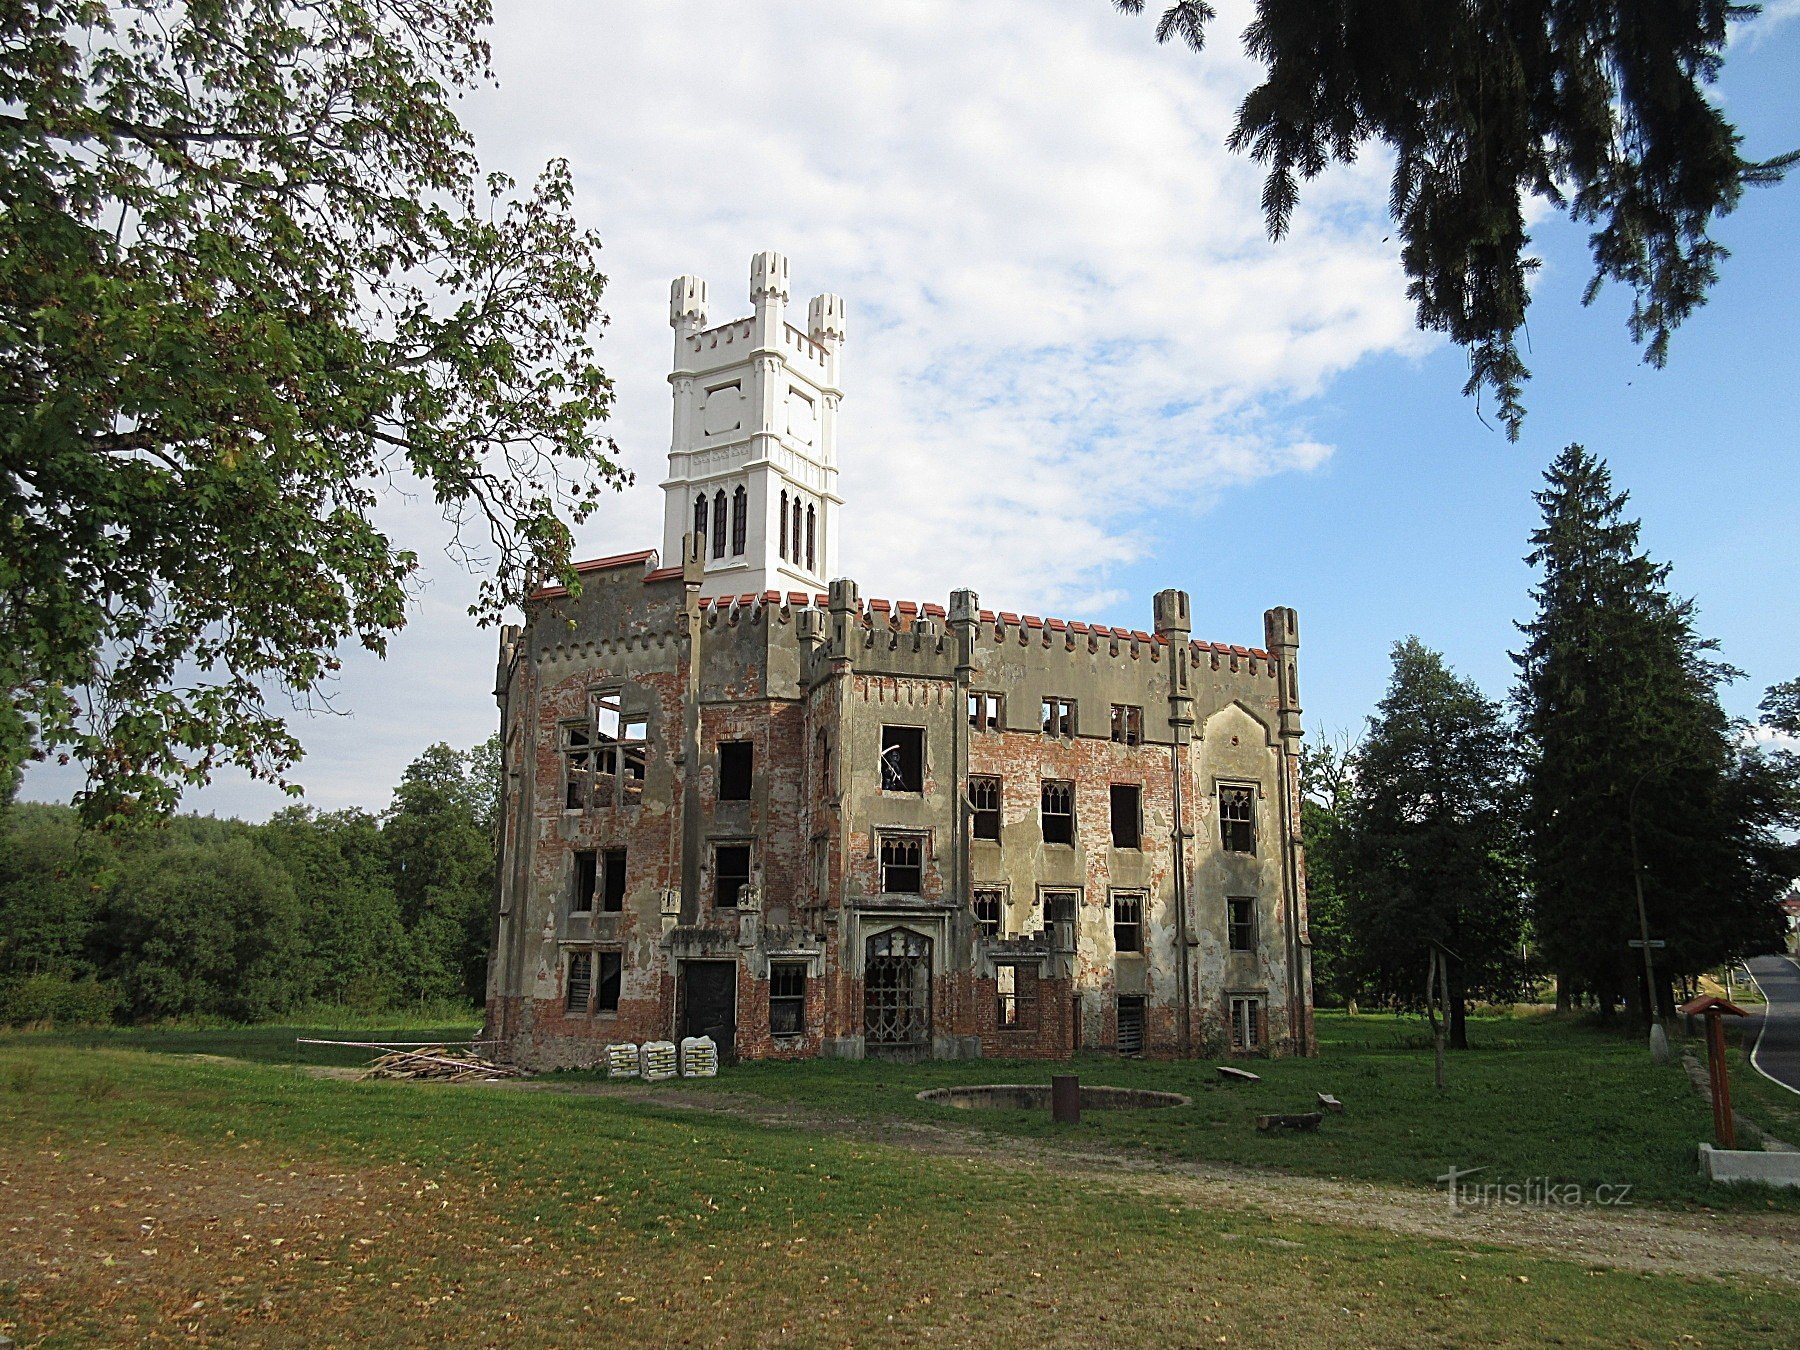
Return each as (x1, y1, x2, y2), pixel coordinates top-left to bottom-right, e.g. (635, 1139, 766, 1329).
(497, 1076, 1799, 1286)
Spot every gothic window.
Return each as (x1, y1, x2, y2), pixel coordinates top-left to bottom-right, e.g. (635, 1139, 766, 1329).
(879, 833, 924, 894)
(806, 503, 816, 571)
(1112, 892, 1144, 953)
(693, 494, 707, 551)
(731, 485, 747, 556)
(968, 775, 1001, 841)
(769, 963, 807, 1038)
(792, 497, 803, 564)
(779, 489, 789, 558)
(565, 951, 591, 1012)
(1040, 779, 1074, 844)
(713, 843, 751, 908)
(1219, 784, 1256, 853)
(712, 488, 727, 558)
(972, 888, 1003, 938)
(865, 930, 931, 1050)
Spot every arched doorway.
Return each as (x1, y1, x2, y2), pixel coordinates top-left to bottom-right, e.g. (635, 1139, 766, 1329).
(865, 928, 931, 1058)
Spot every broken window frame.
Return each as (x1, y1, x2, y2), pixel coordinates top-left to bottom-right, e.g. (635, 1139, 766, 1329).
(595, 949, 623, 1012)
(1040, 779, 1075, 845)
(1227, 896, 1258, 953)
(879, 724, 925, 794)
(565, 950, 592, 1013)
(571, 849, 598, 914)
(1219, 783, 1257, 854)
(968, 690, 1003, 733)
(769, 962, 807, 1038)
(560, 721, 594, 811)
(1230, 995, 1264, 1051)
(1109, 783, 1142, 849)
(713, 842, 753, 908)
(601, 848, 627, 913)
(1112, 891, 1145, 953)
(879, 832, 925, 895)
(972, 888, 1003, 938)
(1040, 696, 1076, 739)
(968, 774, 1001, 841)
(995, 963, 1035, 1030)
(1110, 703, 1143, 745)
(718, 740, 754, 801)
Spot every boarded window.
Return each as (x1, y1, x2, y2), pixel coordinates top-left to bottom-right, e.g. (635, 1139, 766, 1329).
(1110, 703, 1143, 745)
(719, 741, 753, 801)
(596, 950, 622, 1012)
(1110, 783, 1141, 848)
(1220, 785, 1256, 853)
(714, 844, 751, 908)
(969, 775, 1001, 841)
(1041, 697, 1076, 738)
(880, 725, 924, 793)
(973, 888, 1003, 938)
(1228, 896, 1258, 953)
(1113, 892, 1144, 953)
(1040, 780, 1074, 844)
(1231, 996, 1264, 1051)
(1117, 996, 1145, 1054)
(968, 690, 1002, 732)
(601, 848, 627, 913)
(572, 850, 597, 913)
(880, 834, 924, 894)
(566, 951, 592, 1012)
(770, 962, 806, 1037)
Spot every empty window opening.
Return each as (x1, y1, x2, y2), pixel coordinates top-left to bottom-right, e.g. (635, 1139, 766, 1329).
(880, 834, 924, 894)
(1230, 996, 1264, 1051)
(561, 722, 593, 811)
(1228, 896, 1258, 953)
(969, 775, 1001, 841)
(1110, 703, 1143, 745)
(719, 741, 753, 801)
(996, 963, 1035, 1029)
(1110, 783, 1142, 848)
(714, 844, 752, 908)
(572, 850, 597, 913)
(712, 488, 727, 558)
(1041, 697, 1076, 738)
(601, 848, 627, 913)
(1220, 785, 1256, 853)
(1117, 996, 1146, 1055)
(1113, 893, 1144, 953)
(968, 691, 1003, 732)
(565, 952, 592, 1013)
(973, 888, 1003, 938)
(596, 950, 622, 1012)
(880, 725, 924, 793)
(770, 962, 807, 1037)
(731, 484, 748, 556)
(1040, 779, 1074, 844)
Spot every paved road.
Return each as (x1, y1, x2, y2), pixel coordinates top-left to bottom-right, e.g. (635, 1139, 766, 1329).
(1744, 953, 1800, 1094)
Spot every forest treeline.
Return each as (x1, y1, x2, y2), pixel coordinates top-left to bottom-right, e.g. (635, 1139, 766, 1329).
(0, 740, 496, 1025)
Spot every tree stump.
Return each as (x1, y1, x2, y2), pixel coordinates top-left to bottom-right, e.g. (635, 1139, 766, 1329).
(1256, 1112, 1323, 1133)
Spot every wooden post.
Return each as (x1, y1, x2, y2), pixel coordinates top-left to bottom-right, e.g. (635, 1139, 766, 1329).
(1679, 994, 1747, 1150)
(1051, 1074, 1080, 1125)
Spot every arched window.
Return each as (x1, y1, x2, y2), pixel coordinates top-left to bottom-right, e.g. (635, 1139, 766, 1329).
(806, 504, 816, 572)
(712, 489, 727, 558)
(693, 495, 707, 555)
(779, 489, 789, 559)
(792, 497, 803, 566)
(731, 485, 748, 556)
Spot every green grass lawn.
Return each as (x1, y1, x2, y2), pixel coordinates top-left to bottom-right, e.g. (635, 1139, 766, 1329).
(2, 1015, 483, 1069)
(591, 1009, 1799, 1211)
(2, 1043, 1795, 1346)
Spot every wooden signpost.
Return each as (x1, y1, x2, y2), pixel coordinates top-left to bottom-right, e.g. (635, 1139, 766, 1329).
(1678, 994, 1748, 1148)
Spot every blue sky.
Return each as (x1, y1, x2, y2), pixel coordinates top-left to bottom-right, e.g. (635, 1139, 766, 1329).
(21, 1, 1800, 817)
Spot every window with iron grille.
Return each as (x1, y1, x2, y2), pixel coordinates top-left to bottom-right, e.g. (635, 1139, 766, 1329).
(1040, 779, 1074, 844)
(1117, 996, 1146, 1054)
(880, 834, 924, 894)
(1112, 892, 1144, 953)
(996, 963, 1035, 1029)
(595, 950, 622, 1012)
(731, 485, 747, 556)
(968, 690, 1002, 732)
(1110, 703, 1143, 745)
(565, 951, 592, 1012)
(1230, 996, 1263, 1051)
(1040, 697, 1076, 738)
(1228, 896, 1258, 953)
(769, 963, 806, 1037)
(719, 741, 753, 801)
(601, 849, 626, 913)
(1219, 784, 1256, 853)
(973, 888, 1003, 938)
(880, 725, 924, 793)
(571, 850, 597, 913)
(714, 843, 752, 908)
(1110, 783, 1141, 848)
(969, 775, 1001, 840)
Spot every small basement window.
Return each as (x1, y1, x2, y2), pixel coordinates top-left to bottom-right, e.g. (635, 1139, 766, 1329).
(969, 775, 1001, 841)
(719, 741, 753, 801)
(770, 962, 807, 1037)
(714, 844, 752, 908)
(1040, 780, 1074, 845)
(880, 834, 924, 894)
(1110, 784, 1141, 848)
(880, 726, 925, 793)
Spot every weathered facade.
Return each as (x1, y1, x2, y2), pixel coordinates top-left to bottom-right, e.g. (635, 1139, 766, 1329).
(484, 254, 1314, 1067)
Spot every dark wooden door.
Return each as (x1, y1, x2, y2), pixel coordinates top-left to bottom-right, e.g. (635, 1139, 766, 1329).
(681, 961, 737, 1063)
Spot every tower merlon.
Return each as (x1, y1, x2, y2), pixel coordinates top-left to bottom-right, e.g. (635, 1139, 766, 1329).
(751, 251, 790, 306)
(808, 293, 846, 347)
(670, 275, 707, 330)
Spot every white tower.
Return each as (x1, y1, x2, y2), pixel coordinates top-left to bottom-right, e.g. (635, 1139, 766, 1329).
(660, 251, 844, 599)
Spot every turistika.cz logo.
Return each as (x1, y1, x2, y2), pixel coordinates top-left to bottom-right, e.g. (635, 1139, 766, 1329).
(1435, 1165, 1634, 1211)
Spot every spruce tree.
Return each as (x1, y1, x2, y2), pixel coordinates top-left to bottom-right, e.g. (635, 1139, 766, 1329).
(1344, 639, 1524, 1049)
(1515, 446, 1787, 1021)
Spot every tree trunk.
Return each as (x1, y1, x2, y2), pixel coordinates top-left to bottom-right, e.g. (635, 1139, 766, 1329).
(1555, 973, 1572, 1014)
(1449, 991, 1468, 1050)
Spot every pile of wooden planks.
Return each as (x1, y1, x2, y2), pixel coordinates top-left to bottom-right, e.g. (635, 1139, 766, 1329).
(357, 1045, 524, 1083)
